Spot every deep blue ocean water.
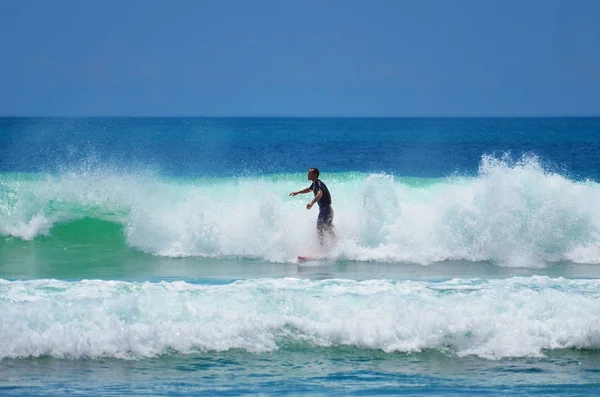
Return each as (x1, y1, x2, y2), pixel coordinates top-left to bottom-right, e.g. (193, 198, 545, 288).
(1, 117, 600, 395)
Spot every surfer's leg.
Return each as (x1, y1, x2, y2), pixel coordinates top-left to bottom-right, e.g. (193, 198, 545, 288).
(316, 209, 328, 246)
(323, 207, 336, 244)
(317, 226, 325, 246)
(317, 207, 335, 247)
(327, 225, 336, 242)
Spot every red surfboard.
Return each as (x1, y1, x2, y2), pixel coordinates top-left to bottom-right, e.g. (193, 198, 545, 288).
(297, 256, 312, 262)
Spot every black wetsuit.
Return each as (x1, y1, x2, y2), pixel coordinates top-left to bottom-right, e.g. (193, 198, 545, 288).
(310, 179, 333, 228)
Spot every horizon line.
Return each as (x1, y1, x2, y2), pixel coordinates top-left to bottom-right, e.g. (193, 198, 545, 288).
(1, 115, 599, 119)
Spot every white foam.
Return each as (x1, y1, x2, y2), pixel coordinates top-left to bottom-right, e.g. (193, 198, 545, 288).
(2, 155, 600, 266)
(1, 277, 599, 359)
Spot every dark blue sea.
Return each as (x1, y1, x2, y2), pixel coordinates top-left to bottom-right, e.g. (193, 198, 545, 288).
(1, 117, 600, 396)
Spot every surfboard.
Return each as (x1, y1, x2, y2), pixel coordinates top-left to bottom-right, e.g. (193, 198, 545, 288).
(297, 256, 313, 262)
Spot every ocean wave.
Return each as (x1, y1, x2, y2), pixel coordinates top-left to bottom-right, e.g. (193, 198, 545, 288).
(1, 276, 599, 360)
(2, 155, 600, 266)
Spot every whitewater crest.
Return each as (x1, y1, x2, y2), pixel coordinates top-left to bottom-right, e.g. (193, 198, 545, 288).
(1, 277, 599, 360)
(2, 155, 600, 266)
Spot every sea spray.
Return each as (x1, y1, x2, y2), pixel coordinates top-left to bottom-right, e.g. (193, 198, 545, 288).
(2, 156, 600, 266)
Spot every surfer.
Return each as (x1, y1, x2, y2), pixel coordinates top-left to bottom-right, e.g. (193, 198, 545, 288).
(289, 168, 336, 246)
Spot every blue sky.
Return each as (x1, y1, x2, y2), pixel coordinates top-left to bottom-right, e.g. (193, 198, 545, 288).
(1, 0, 599, 116)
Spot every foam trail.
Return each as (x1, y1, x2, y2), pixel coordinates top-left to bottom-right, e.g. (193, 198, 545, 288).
(1, 277, 599, 360)
(2, 155, 600, 266)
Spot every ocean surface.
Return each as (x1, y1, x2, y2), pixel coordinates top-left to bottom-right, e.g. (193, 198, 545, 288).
(1, 117, 600, 396)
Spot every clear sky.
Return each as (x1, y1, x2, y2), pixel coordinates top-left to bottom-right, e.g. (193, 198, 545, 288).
(1, 0, 599, 116)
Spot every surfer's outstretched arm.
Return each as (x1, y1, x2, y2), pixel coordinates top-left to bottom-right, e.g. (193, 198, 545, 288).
(289, 187, 311, 196)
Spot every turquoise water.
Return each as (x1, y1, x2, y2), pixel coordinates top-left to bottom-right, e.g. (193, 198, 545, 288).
(1, 118, 600, 395)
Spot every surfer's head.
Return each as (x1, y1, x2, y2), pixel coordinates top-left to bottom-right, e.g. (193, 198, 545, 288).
(308, 167, 319, 181)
